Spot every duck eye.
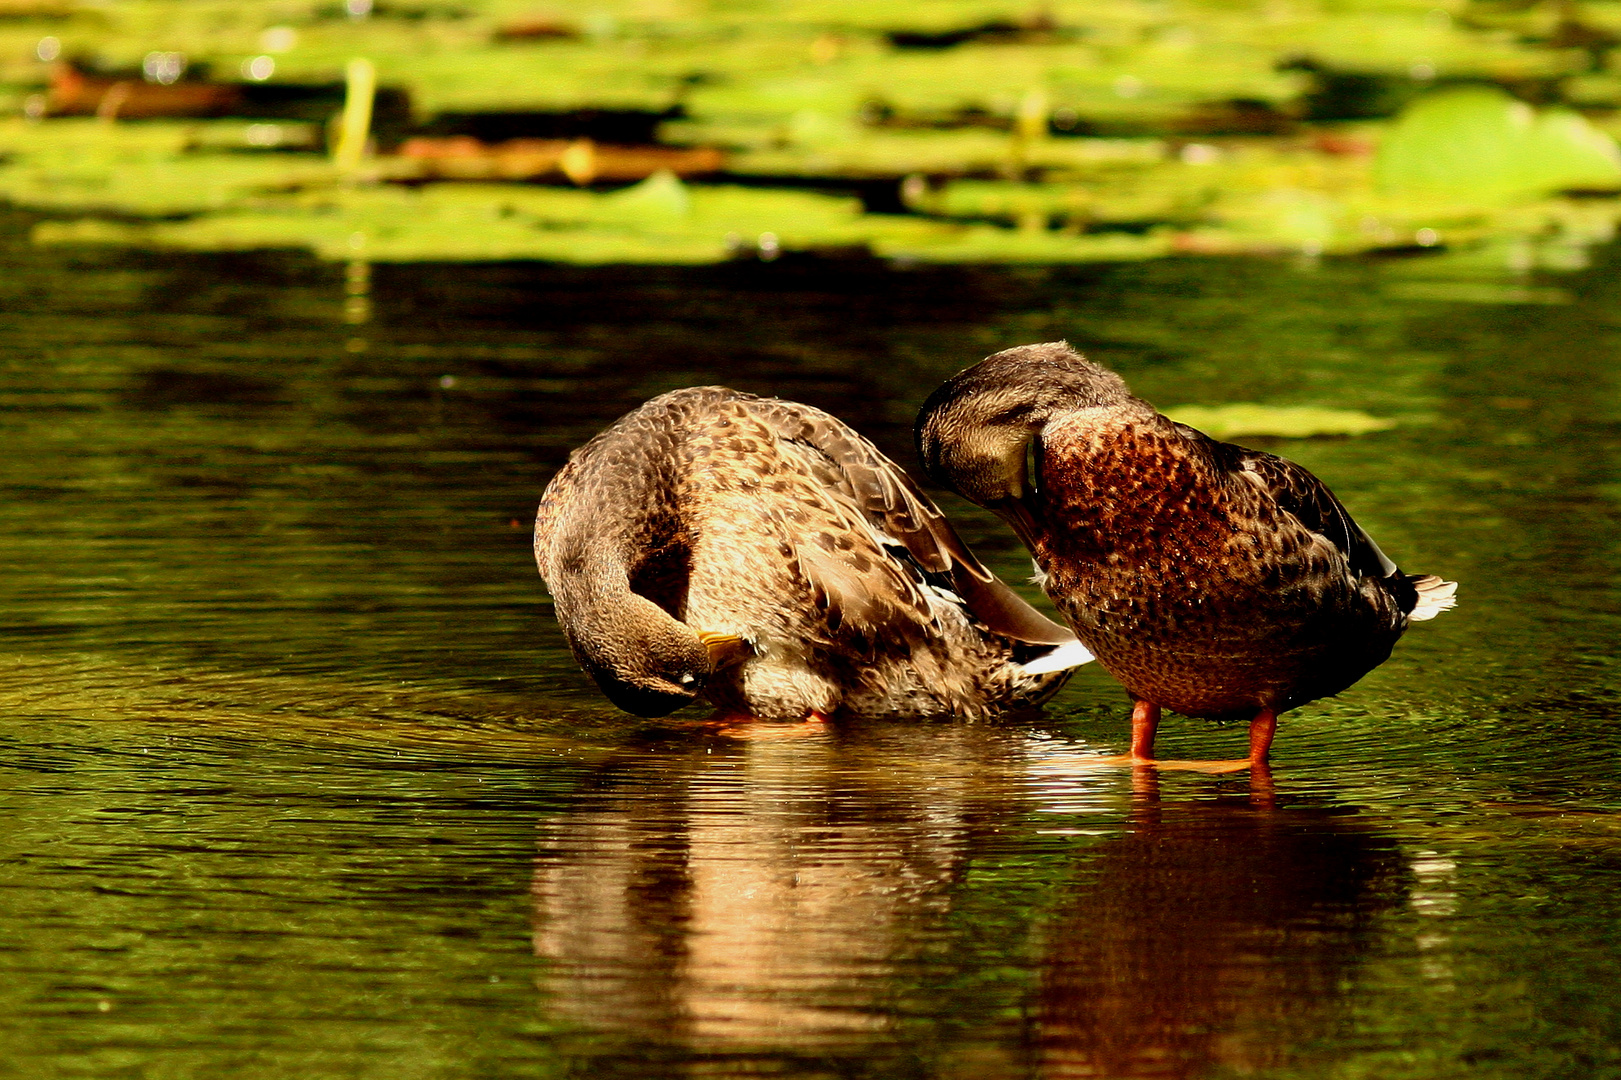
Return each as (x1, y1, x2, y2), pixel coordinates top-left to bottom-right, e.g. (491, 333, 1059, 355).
(679, 673, 697, 686)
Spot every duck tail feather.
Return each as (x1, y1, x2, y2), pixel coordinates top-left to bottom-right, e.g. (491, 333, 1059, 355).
(1019, 638, 1095, 675)
(1406, 574, 1458, 621)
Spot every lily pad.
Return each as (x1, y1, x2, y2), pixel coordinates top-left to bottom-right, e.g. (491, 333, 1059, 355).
(1162, 403, 1398, 439)
(602, 169, 692, 219)
(1375, 87, 1621, 200)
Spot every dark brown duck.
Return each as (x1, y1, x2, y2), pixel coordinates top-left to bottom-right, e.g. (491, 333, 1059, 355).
(535, 386, 1092, 721)
(916, 342, 1456, 766)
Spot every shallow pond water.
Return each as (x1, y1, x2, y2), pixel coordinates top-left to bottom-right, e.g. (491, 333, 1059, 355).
(2, 209, 1620, 1079)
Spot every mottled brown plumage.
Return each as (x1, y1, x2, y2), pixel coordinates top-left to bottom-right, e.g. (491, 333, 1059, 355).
(916, 342, 1456, 764)
(534, 386, 1091, 721)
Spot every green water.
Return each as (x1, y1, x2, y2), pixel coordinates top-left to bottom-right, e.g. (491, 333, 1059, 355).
(2, 208, 1620, 1078)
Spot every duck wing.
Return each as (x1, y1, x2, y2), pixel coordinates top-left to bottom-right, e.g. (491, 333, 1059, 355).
(1217, 435, 1459, 621)
(1214, 441, 1398, 580)
(746, 397, 1079, 648)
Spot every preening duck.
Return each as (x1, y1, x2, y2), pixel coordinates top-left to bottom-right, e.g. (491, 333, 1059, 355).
(916, 342, 1456, 767)
(534, 386, 1092, 721)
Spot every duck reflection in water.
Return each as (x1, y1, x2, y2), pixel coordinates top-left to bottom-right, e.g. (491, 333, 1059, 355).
(530, 726, 1023, 1053)
(529, 729, 1408, 1075)
(1036, 767, 1408, 1078)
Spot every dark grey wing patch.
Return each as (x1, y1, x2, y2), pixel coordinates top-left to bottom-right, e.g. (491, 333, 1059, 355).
(1222, 441, 1399, 579)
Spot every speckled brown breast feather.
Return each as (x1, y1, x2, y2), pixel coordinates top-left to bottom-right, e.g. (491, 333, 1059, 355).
(1034, 410, 1396, 718)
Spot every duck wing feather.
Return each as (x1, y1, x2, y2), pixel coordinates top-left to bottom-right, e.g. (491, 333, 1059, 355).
(1206, 430, 1456, 621)
(747, 398, 1078, 648)
(1214, 441, 1399, 580)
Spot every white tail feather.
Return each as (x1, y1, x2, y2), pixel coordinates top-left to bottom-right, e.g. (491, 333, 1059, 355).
(1019, 637, 1095, 675)
(1408, 575, 1458, 622)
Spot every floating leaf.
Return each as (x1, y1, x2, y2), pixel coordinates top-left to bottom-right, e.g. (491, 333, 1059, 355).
(602, 169, 692, 219)
(1163, 403, 1397, 439)
(1375, 87, 1621, 200)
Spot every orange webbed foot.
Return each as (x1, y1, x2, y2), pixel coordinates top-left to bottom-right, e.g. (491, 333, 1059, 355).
(1088, 753, 1254, 773)
(692, 708, 829, 740)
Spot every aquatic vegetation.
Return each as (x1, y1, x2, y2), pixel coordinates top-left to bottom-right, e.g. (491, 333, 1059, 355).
(4, 112, 1618, 266)
(4, 0, 1621, 263)
(1375, 86, 1621, 199)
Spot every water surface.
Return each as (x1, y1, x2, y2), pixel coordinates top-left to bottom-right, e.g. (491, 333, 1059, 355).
(2, 212, 1620, 1078)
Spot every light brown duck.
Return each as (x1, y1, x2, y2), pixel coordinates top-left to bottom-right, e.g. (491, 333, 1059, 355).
(534, 386, 1092, 720)
(916, 342, 1456, 766)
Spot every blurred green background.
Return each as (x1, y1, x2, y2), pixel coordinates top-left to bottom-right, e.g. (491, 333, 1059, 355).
(5, 0, 1621, 264)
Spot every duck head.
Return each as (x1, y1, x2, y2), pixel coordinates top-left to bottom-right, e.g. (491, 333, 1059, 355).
(562, 591, 713, 717)
(915, 342, 1130, 542)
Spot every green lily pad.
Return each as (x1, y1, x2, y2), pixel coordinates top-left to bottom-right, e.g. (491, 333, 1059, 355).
(602, 169, 692, 219)
(1375, 87, 1621, 200)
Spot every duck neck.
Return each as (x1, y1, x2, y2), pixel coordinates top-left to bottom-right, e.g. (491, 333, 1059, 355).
(551, 545, 684, 669)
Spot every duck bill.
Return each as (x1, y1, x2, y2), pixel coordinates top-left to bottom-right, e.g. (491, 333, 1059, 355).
(990, 495, 1044, 553)
(698, 631, 752, 671)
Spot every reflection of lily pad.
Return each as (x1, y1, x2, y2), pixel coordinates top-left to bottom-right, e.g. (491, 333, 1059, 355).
(1383, 280, 1571, 305)
(1163, 403, 1397, 439)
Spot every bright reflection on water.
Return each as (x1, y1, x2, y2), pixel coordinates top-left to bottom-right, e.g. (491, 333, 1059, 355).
(2, 209, 1620, 1078)
(532, 735, 1402, 1077)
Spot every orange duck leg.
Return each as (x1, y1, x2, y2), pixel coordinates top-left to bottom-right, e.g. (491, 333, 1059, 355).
(1115, 699, 1276, 773)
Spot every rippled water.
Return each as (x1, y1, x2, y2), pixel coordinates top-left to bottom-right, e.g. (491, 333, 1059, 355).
(3, 209, 1620, 1078)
